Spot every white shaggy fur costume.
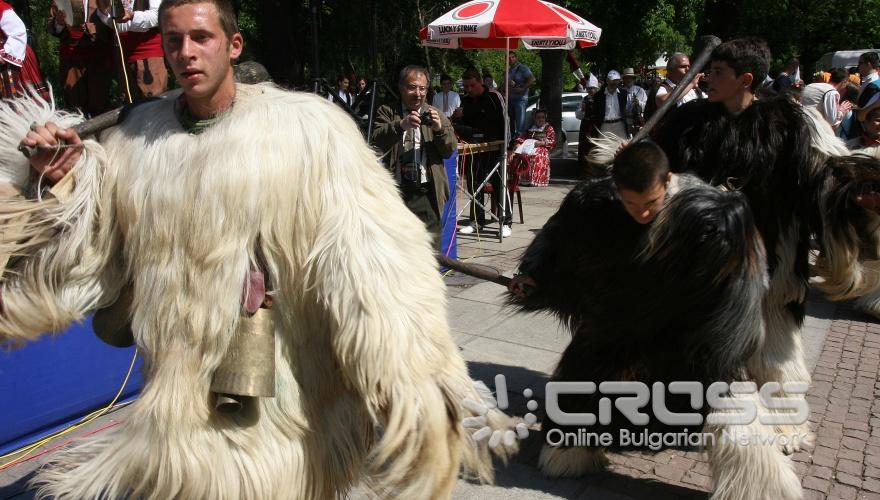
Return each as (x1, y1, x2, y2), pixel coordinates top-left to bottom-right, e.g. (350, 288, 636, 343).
(0, 84, 515, 499)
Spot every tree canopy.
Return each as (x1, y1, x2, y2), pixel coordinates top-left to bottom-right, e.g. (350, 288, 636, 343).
(9, 0, 880, 106)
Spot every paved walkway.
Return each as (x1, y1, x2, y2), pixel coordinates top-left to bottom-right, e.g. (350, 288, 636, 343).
(1, 179, 878, 499)
(448, 182, 877, 499)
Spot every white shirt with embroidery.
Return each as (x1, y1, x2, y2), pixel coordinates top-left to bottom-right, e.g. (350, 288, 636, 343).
(0, 7, 27, 67)
(96, 0, 160, 32)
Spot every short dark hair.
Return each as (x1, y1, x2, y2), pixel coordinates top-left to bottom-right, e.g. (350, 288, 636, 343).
(159, 0, 238, 40)
(440, 73, 452, 83)
(462, 68, 482, 82)
(829, 68, 849, 85)
(860, 52, 879, 68)
(612, 141, 670, 193)
(398, 65, 429, 89)
(710, 38, 770, 92)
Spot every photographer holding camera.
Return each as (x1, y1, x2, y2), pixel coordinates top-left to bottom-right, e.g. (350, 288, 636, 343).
(372, 65, 456, 238)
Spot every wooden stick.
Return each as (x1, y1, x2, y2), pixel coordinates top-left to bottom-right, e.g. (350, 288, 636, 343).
(437, 254, 511, 287)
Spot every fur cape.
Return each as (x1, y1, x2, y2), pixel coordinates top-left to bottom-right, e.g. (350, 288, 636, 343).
(654, 97, 880, 307)
(512, 175, 768, 443)
(0, 84, 516, 499)
(522, 96, 880, 499)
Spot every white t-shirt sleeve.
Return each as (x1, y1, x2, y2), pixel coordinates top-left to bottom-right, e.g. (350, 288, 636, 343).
(0, 8, 28, 67)
(823, 90, 840, 127)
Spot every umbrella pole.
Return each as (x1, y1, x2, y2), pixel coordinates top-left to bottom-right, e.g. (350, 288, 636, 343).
(501, 39, 510, 242)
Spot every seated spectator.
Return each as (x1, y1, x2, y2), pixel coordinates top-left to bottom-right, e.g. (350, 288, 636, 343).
(510, 108, 556, 187)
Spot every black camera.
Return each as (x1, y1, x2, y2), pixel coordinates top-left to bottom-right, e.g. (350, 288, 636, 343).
(420, 110, 433, 126)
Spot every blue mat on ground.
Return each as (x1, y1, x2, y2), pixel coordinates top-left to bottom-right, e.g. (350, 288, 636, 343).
(440, 150, 458, 260)
(0, 317, 143, 455)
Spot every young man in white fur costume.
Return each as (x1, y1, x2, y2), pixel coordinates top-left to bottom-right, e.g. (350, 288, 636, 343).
(0, 0, 517, 497)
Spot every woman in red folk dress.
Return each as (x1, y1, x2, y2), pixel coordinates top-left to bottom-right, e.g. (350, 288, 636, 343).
(0, 0, 49, 100)
(511, 109, 556, 187)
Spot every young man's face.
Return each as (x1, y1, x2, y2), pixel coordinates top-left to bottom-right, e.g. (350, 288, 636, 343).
(400, 71, 428, 111)
(162, 3, 242, 100)
(858, 57, 875, 78)
(462, 77, 484, 98)
(705, 60, 750, 104)
(441, 79, 452, 92)
(618, 173, 670, 225)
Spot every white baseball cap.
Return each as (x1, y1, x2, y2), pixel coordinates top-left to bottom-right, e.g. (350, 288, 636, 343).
(606, 70, 621, 81)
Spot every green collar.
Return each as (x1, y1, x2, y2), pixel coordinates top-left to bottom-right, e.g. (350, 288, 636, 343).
(174, 95, 234, 135)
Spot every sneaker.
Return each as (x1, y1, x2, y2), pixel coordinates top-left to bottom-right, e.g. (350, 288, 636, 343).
(501, 225, 512, 238)
(458, 224, 476, 235)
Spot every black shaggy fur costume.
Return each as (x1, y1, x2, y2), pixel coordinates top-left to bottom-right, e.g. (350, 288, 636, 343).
(510, 96, 880, 499)
(512, 176, 767, 448)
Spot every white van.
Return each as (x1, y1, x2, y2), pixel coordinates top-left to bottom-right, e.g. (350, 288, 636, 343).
(816, 50, 880, 71)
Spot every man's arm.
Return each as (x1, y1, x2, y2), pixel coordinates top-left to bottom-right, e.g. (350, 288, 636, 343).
(655, 83, 671, 107)
(371, 105, 404, 154)
(431, 107, 457, 159)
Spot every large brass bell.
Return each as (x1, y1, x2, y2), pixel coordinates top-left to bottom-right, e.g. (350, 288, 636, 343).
(210, 307, 276, 414)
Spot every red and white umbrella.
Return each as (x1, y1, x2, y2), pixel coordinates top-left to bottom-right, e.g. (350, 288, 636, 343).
(419, 0, 601, 50)
(418, 0, 600, 239)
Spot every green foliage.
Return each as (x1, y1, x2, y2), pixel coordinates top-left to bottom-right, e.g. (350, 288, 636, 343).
(14, 0, 880, 99)
(565, 0, 704, 73)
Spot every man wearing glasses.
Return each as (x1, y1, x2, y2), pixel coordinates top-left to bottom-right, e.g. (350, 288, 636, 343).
(372, 65, 456, 237)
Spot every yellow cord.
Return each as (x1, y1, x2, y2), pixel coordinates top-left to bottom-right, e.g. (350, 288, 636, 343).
(112, 19, 133, 104)
(0, 347, 139, 467)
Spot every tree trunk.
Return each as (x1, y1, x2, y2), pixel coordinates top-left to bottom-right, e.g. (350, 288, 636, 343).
(415, 0, 432, 78)
(539, 50, 565, 134)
